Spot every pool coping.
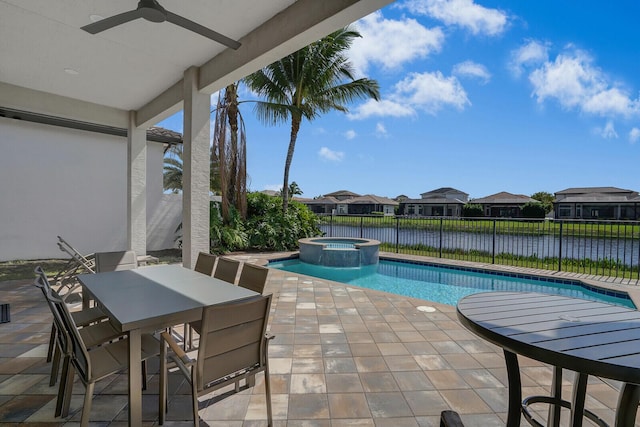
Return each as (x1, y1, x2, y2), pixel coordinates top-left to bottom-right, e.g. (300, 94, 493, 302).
(264, 250, 640, 309)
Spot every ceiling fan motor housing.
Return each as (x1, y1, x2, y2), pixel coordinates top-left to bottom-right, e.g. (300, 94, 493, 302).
(139, 0, 167, 22)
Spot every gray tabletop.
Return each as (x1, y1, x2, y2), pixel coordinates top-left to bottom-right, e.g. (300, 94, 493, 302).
(78, 264, 257, 332)
(457, 291, 640, 385)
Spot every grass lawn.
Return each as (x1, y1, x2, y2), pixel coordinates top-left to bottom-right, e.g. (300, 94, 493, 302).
(0, 249, 182, 282)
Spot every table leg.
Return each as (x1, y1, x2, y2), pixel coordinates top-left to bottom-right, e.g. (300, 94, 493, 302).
(504, 349, 522, 427)
(547, 366, 562, 427)
(82, 288, 90, 310)
(128, 328, 142, 426)
(569, 373, 587, 427)
(615, 383, 640, 427)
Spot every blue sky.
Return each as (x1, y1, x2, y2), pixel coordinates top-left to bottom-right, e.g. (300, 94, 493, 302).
(158, 0, 640, 200)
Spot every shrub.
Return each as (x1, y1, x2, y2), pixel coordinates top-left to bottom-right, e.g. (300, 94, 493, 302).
(245, 192, 322, 251)
(462, 204, 483, 218)
(209, 201, 248, 253)
(521, 202, 546, 218)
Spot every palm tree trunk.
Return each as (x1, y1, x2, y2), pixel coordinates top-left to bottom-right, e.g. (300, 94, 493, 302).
(226, 84, 239, 222)
(282, 117, 301, 213)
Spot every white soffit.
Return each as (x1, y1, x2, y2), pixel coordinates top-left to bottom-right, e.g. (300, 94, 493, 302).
(0, 0, 394, 125)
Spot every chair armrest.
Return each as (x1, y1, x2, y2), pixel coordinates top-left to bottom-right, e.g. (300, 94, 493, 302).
(265, 333, 276, 341)
(160, 331, 194, 366)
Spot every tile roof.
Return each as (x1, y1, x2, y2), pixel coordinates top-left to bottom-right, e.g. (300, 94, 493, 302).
(555, 186, 635, 195)
(345, 194, 399, 205)
(402, 197, 466, 204)
(471, 191, 535, 204)
(323, 190, 361, 198)
(147, 126, 183, 143)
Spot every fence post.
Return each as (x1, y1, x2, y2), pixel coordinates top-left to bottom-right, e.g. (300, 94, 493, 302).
(492, 220, 497, 264)
(329, 215, 333, 237)
(396, 217, 400, 254)
(360, 216, 364, 238)
(558, 221, 563, 272)
(439, 218, 443, 258)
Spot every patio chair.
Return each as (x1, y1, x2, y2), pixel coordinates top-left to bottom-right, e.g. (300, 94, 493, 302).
(42, 277, 159, 425)
(213, 256, 240, 284)
(51, 236, 96, 300)
(94, 250, 138, 272)
(194, 252, 217, 275)
(159, 294, 274, 426)
(183, 252, 218, 349)
(237, 262, 270, 294)
(34, 267, 115, 382)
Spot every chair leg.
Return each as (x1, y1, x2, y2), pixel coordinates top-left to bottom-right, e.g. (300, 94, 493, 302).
(191, 370, 199, 427)
(49, 342, 61, 386)
(80, 381, 95, 427)
(265, 366, 273, 427)
(55, 354, 71, 417)
(47, 324, 56, 363)
(159, 337, 167, 425)
(142, 361, 147, 390)
(59, 361, 75, 418)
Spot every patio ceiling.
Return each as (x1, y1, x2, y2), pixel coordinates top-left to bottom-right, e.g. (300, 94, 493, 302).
(0, 0, 393, 127)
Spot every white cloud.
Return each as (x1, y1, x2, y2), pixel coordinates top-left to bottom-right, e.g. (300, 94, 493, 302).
(375, 122, 388, 137)
(629, 128, 640, 143)
(453, 60, 491, 84)
(583, 88, 640, 117)
(350, 11, 444, 75)
(349, 71, 470, 119)
(344, 130, 357, 140)
(395, 71, 470, 114)
(597, 121, 618, 139)
(319, 147, 345, 162)
(349, 99, 416, 120)
(527, 47, 640, 118)
(510, 40, 549, 77)
(402, 0, 508, 36)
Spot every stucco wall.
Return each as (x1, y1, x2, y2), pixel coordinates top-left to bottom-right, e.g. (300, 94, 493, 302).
(0, 117, 180, 261)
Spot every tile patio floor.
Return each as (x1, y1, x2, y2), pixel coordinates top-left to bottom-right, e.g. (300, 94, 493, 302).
(0, 252, 639, 426)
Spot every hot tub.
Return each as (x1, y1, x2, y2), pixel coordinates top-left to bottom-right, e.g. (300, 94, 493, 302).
(298, 237, 380, 267)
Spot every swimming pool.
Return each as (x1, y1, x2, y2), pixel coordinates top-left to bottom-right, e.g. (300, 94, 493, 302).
(269, 257, 635, 308)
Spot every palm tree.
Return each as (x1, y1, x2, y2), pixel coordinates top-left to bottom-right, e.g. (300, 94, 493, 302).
(244, 27, 380, 212)
(212, 83, 247, 221)
(163, 144, 183, 193)
(289, 181, 303, 199)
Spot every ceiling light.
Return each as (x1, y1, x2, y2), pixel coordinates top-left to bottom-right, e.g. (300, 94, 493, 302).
(64, 68, 79, 75)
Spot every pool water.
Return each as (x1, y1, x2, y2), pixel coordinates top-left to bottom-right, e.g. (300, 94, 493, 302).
(269, 258, 635, 308)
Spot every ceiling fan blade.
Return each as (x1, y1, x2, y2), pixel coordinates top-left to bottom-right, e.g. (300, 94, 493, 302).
(165, 11, 241, 49)
(81, 9, 144, 34)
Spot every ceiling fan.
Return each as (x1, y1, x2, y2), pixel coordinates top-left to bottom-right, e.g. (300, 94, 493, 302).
(81, 0, 241, 49)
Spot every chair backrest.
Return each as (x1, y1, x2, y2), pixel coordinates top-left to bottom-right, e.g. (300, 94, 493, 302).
(34, 266, 91, 382)
(194, 252, 217, 276)
(213, 257, 240, 284)
(57, 236, 95, 272)
(95, 250, 137, 272)
(196, 294, 272, 392)
(237, 263, 269, 294)
(34, 267, 71, 357)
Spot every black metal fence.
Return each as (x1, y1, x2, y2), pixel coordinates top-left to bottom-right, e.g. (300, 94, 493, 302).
(317, 215, 640, 283)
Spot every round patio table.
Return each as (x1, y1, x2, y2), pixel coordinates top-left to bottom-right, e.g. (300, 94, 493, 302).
(457, 291, 640, 427)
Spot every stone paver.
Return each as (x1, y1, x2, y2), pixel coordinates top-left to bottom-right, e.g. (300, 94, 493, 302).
(0, 252, 638, 426)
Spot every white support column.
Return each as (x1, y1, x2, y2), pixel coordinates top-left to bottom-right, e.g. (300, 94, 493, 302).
(182, 67, 211, 268)
(127, 111, 147, 255)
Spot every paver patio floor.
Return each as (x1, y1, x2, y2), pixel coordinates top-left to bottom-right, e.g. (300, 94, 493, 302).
(0, 252, 638, 426)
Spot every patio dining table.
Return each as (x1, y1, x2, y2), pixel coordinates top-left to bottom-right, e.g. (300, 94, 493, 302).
(457, 291, 640, 427)
(77, 263, 258, 426)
